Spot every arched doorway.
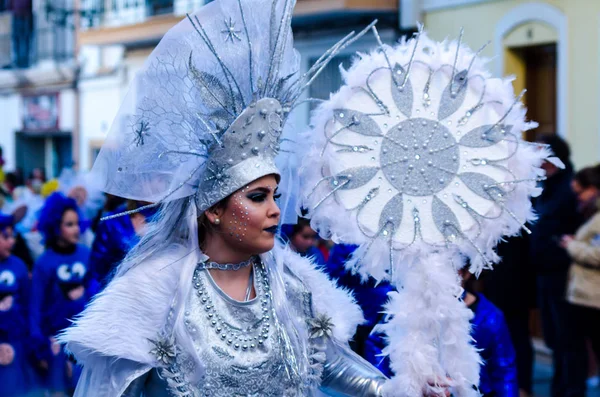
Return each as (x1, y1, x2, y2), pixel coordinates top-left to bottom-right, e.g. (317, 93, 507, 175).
(495, 3, 567, 139)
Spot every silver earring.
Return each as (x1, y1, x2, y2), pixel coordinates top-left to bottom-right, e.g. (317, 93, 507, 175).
(214, 218, 221, 225)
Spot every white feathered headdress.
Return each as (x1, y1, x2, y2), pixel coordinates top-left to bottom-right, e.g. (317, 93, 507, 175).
(299, 26, 551, 396)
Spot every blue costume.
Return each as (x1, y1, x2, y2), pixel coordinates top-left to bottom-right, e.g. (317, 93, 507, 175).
(469, 293, 519, 397)
(30, 244, 97, 392)
(90, 205, 139, 287)
(30, 193, 98, 393)
(0, 253, 34, 397)
(325, 244, 393, 369)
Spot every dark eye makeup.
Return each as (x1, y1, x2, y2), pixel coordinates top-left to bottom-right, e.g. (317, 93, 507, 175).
(247, 193, 267, 202)
(246, 188, 280, 203)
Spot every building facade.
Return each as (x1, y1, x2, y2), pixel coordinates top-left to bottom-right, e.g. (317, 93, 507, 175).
(1, 0, 598, 175)
(0, 0, 401, 177)
(0, 0, 77, 179)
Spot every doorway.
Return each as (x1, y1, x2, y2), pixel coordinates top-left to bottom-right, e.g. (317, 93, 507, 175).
(506, 43, 557, 141)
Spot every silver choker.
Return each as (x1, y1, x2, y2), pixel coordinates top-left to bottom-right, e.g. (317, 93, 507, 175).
(198, 256, 257, 271)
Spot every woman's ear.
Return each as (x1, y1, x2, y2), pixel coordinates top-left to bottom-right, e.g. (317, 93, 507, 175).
(204, 206, 224, 225)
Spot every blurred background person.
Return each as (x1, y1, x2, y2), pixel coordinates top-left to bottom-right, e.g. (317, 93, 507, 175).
(280, 217, 326, 266)
(530, 135, 585, 397)
(481, 234, 534, 396)
(460, 267, 519, 397)
(325, 243, 393, 368)
(561, 163, 600, 396)
(366, 265, 520, 397)
(29, 193, 98, 396)
(90, 194, 126, 232)
(19, 179, 60, 261)
(90, 200, 153, 288)
(0, 212, 39, 396)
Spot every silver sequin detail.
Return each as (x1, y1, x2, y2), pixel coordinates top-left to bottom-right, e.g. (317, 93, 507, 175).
(459, 124, 511, 148)
(221, 17, 242, 42)
(188, 262, 300, 396)
(391, 64, 414, 118)
(333, 108, 383, 137)
(380, 118, 459, 196)
(432, 196, 461, 242)
(197, 256, 256, 271)
(438, 70, 468, 120)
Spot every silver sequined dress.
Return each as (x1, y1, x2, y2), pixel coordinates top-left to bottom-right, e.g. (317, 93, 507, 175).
(123, 259, 386, 397)
(188, 263, 298, 396)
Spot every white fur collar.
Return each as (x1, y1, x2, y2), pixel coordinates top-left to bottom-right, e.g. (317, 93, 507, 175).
(263, 244, 364, 342)
(60, 244, 364, 366)
(59, 244, 196, 365)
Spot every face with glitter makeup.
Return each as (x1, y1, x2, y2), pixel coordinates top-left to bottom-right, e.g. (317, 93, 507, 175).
(207, 175, 281, 256)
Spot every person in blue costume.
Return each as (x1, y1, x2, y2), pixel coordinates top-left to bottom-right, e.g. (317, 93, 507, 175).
(90, 200, 155, 287)
(280, 217, 326, 267)
(30, 192, 99, 395)
(459, 269, 519, 397)
(325, 244, 393, 368)
(0, 213, 37, 397)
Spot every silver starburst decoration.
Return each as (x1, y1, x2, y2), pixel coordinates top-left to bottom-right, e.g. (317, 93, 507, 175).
(148, 335, 177, 366)
(133, 120, 150, 147)
(307, 313, 334, 339)
(221, 17, 242, 43)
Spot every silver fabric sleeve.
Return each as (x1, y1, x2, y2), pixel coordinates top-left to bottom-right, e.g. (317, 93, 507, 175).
(319, 338, 388, 397)
(121, 372, 149, 397)
(121, 369, 174, 397)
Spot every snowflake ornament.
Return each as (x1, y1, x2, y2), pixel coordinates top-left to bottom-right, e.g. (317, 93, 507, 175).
(300, 26, 552, 396)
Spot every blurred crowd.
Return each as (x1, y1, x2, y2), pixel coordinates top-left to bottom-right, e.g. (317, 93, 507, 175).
(1, 134, 600, 397)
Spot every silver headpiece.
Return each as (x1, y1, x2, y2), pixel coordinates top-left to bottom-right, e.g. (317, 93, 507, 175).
(92, 0, 374, 220)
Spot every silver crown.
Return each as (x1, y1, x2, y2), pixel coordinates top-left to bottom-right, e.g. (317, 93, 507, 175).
(195, 97, 283, 211)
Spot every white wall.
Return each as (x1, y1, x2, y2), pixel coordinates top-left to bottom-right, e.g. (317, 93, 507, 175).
(79, 73, 125, 170)
(0, 95, 20, 171)
(60, 89, 76, 131)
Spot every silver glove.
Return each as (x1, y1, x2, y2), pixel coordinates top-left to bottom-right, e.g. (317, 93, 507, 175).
(319, 337, 388, 397)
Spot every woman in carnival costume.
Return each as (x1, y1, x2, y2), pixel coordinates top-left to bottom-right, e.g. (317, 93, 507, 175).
(0, 213, 37, 396)
(31, 192, 98, 395)
(57, 0, 447, 396)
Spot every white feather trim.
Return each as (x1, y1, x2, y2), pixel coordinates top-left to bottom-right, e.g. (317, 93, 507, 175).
(378, 253, 481, 397)
(58, 244, 196, 366)
(266, 243, 365, 342)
